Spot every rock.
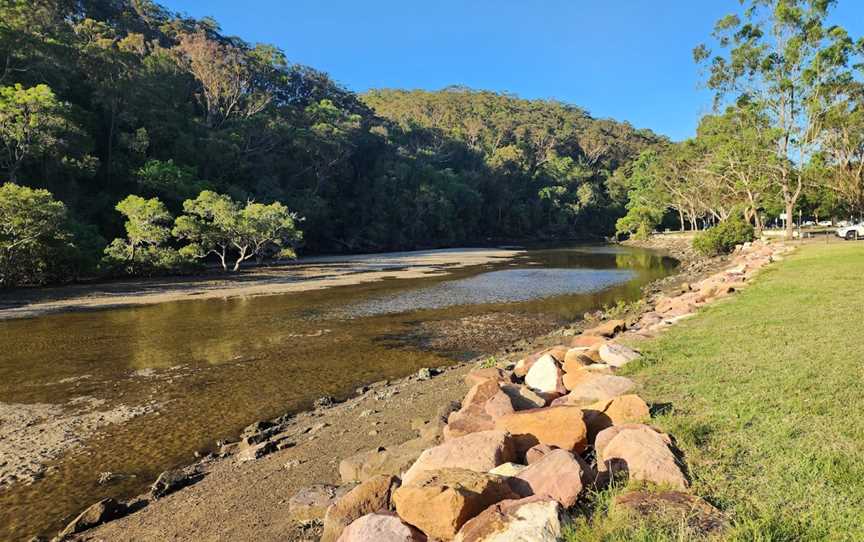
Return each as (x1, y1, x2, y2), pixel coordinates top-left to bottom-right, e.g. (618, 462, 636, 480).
(453, 496, 567, 542)
(416, 367, 433, 380)
(598, 343, 640, 368)
(289, 484, 354, 522)
(561, 368, 595, 392)
(488, 462, 527, 477)
(556, 374, 636, 406)
(339, 438, 429, 483)
(508, 449, 593, 507)
(321, 475, 400, 542)
(150, 467, 203, 500)
(613, 490, 727, 535)
(337, 512, 426, 542)
(314, 395, 337, 408)
(562, 349, 594, 372)
(445, 380, 514, 439)
(393, 469, 518, 540)
(402, 430, 516, 486)
(597, 425, 688, 490)
(514, 347, 568, 377)
(495, 406, 588, 455)
(500, 384, 546, 411)
(236, 440, 278, 463)
(583, 319, 626, 337)
(56, 498, 129, 539)
(524, 354, 566, 396)
(569, 335, 607, 348)
(465, 368, 513, 387)
(582, 395, 651, 439)
(525, 444, 555, 465)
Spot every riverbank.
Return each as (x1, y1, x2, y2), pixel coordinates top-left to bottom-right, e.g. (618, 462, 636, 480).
(51, 234, 733, 541)
(0, 248, 521, 321)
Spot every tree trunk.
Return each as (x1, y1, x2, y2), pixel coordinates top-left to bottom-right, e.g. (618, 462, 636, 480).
(678, 209, 685, 232)
(785, 200, 795, 240)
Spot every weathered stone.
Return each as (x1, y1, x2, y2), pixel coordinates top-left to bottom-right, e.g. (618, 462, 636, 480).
(445, 381, 514, 440)
(598, 342, 640, 368)
(569, 335, 607, 348)
(583, 319, 626, 337)
(337, 512, 426, 542)
(500, 384, 546, 411)
(488, 462, 527, 477)
(150, 467, 203, 499)
(508, 449, 593, 507)
(465, 368, 513, 388)
(525, 443, 555, 465)
(453, 496, 567, 542)
(56, 498, 129, 539)
(513, 346, 568, 378)
(613, 490, 727, 535)
(524, 354, 566, 396)
(236, 440, 278, 463)
(556, 374, 636, 406)
(402, 430, 516, 486)
(393, 469, 518, 540)
(561, 368, 595, 392)
(597, 425, 688, 490)
(289, 484, 354, 522)
(562, 349, 594, 372)
(339, 438, 428, 483)
(582, 395, 651, 440)
(495, 406, 588, 455)
(322, 475, 400, 542)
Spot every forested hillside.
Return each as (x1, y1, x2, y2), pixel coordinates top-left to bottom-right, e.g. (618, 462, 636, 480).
(0, 0, 663, 286)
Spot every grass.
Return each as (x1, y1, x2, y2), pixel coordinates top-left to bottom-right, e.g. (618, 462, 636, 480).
(567, 242, 864, 541)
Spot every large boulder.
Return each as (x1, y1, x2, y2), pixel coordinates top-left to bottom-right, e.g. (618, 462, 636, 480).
(583, 319, 626, 337)
(524, 354, 566, 397)
(337, 512, 426, 542)
(339, 437, 430, 483)
(508, 449, 593, 507)
(465, 368, 513, 388)
(494, 406, 588, 455)
(598, 343, 640, 368)
(524, 444, 555, 465)
(582, 394, 651, 439)
(596, 425, 688, 490)
(322, 475, 400, 542)
(500, 384, 546, 411)
(513, 347, 568, 377)
(612, 490, 727, 535)
(393, 469, 518, 540)
(445, 380, 514, 440)
(289, 484, 354, 522)
(453, 496, 568, 542)
(562, 349, 594, 372)
(401, 430, 516, 486)
(555, 374, 636, 406)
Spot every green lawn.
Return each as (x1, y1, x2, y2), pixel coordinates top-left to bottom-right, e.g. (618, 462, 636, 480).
(568, 242, 864, 541)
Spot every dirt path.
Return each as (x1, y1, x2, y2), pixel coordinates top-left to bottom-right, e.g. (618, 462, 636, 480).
(0, 248, 520, 321)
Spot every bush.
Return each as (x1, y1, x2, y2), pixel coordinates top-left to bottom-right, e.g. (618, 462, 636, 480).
(693, 217, 755, 256)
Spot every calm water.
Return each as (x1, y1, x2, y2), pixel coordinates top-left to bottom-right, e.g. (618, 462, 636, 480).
(0, 245, 676, 540)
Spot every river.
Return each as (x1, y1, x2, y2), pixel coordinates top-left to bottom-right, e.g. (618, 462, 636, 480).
(0, 244, 676, 540)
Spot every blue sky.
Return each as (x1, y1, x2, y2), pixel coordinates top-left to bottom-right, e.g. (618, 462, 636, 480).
(159, 1, 864, 141)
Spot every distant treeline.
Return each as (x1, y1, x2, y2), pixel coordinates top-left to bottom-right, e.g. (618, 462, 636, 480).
(0, 0, 664, 287)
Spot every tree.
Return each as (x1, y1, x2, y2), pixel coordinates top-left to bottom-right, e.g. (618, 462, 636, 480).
(696, 0, 860, 239)
(615, 151, 669, 238)
(174, 191, 302, 271)
(0, 84, 64, 181)
(103, 194, 180, 275)
(0, 182, 73, 287)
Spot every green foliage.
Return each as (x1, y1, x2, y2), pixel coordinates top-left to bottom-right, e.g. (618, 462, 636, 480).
(479, 356, 499, 369)
(692, 217, 755, 256)
(614, 151, 667, 239)
(0, 182, 81, 287)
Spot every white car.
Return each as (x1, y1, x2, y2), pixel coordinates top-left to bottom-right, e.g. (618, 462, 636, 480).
(837, 224, 864, 240)
(818, 220, 833, 227)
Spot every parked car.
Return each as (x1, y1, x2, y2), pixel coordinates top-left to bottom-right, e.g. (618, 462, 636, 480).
(802, 220, 816, 226)
(818, 220, 833, 227)
(836, 223, 864, 240)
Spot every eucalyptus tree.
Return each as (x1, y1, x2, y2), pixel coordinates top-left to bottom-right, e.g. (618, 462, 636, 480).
(695, 0, 860, 238)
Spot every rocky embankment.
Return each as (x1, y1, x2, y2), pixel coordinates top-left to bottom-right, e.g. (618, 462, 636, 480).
(57, 238, 791, 542)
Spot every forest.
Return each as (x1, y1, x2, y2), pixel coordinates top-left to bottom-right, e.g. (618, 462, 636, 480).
(0, 0, 665, 287)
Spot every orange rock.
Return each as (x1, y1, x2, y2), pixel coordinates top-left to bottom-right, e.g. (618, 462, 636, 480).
(464, 368, 513, 388)
(582, 319, 626, 337)
(494, 406, 588, 455)
(562, 349, 593, 373)
(569, 335, 607, 348)
(581, 394, 650, 440)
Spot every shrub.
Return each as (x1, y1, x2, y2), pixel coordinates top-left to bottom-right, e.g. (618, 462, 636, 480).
(693, 217, 755, 256)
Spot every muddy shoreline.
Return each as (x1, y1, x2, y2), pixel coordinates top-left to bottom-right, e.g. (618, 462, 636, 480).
(54, 235, 713, 542)
(0, 248, 522, 321)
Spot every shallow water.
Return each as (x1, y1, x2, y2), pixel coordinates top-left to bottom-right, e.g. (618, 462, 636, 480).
(0, 245, 676, 540)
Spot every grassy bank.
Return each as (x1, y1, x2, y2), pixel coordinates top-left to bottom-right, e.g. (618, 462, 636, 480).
(572, 242, 864, 541)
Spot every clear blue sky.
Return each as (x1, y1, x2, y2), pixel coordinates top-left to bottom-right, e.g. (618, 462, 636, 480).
(159, 1, 864, 141)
